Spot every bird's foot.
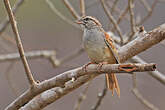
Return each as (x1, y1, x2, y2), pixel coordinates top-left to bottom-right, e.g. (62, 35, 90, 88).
(97, 62, 108, 72)
(82, 62, 94, 72)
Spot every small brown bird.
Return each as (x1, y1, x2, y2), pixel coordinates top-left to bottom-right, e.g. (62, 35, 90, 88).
(76, 16, 120, 96)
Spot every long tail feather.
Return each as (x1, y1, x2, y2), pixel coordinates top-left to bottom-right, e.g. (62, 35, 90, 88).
(105, 73, 120, 97)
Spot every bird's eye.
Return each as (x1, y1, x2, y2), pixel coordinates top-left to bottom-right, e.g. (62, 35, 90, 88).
(84, 18, 90, 21)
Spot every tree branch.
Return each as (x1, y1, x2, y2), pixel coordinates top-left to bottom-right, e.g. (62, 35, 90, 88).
(4, 0, 36, 86)
(118, 23, 165, 62)
(62, 0, 80, 19)
(80, 0, 85, 16)
(5, 63, 155, 110)
(45, 0, 80, 29)
(5, 23, 165, 110)
(0, 0, 24, 35)
(16, 63, 155, 110)
(131, 56, 165, 85)
(100, 0, 124, 45)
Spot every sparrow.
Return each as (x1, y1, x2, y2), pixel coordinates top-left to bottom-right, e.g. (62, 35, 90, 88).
(76, 16, 120, 96)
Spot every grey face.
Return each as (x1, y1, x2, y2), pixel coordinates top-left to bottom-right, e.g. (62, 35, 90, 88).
(76, 16, 101, 29)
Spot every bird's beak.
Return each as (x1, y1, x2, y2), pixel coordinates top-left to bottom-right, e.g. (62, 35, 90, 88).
(74, 20, 83, 24)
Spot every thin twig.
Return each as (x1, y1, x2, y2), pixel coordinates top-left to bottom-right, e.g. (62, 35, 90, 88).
(0, 0, 24, 35)
(132, 73, 159, 110)
(111, 0, 119, 14)
(100, 0, 124, 45)
(139, 0, 151, 11)
(80, 0, 85, 16)
(91, 79, 107, 110)
(131, 56, 165, 85)
(137, 0, 158, 26)
(132, 72, 136, 88)
(106, 0, 130, 22)
(5, 62, 18, 96)
(127, 0, 136, 41)
(45, 0, 80, 29)
(132, 88, 159, 110)
(59, 47, 84, 64)
(62, 0, 80, 19)
(118, 23, 165, 62)
(4, 0, 36, 86)
(74, 81, 91, 110)
(111, 6, 129, 32)
(0, 50, 59, 66)
(0, 48, 84, 68)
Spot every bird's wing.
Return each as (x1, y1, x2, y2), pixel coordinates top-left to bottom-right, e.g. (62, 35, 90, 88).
(103, 32, 121, 97)
(103, 32, 120, 64)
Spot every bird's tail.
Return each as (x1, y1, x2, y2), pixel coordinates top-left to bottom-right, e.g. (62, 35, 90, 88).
(105, 73, 120, 97)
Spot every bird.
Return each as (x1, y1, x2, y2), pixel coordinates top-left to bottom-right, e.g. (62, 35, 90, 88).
(75, 16, 120, 97)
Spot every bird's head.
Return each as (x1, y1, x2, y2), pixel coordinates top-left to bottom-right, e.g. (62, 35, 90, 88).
(75, 16, 102, 29)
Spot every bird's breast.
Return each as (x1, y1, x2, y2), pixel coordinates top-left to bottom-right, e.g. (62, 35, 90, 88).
(83, 30, 116, 64)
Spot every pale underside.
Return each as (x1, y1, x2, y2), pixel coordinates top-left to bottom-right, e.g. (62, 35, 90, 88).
(83, 28, 116, 64)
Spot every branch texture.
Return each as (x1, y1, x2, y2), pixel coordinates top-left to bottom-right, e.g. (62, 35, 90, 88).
(5, 23, 165, 110)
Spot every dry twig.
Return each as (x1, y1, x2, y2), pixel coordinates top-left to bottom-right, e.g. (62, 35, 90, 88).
(137, 0, 158, 25)
(5, 63, 156, 110)
(4, 0, 36, 86)
(74, 82, 91, 110)
(128, 0, 136, 41)
(45, 0, 80, 29)
(132, 73, 159, 110)
(80, 0, 86, 16)
(131, 56, 165, 85)
(62, 0, 80, 19)
(118, 24, 165, 62)
(132, 88, 159, 110)
(0, 0, 24, 35)
(111, 0, 119, 14)
(91, 80, 107, 110)
(100, 0, 124, 45)
(111, 6, 129, 32)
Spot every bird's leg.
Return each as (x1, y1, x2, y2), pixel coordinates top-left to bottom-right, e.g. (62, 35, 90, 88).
(97, 62, 108, 72)
(82, 62, 95, 72)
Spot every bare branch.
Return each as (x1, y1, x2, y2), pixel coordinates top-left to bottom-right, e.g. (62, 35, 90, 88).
(128, 0, 136, 41)
(5, 63, 155, 110)
(91, 80, 107, 110)
(111, 0, 119, 14)
(100, 0, 124, 45)
(20, 75, 94, 110)
(0, 0, 24, 35)
(132, 88, 159, 110)
(118, 24, 165, 62)
(131, 56, 165, 85)
(0, 50, 59, 66)
(5, 22, 165, 109)
(137, 0, 158, 26)
(5, 62, 18, 96)
(131, 71, 159, 110)
(106, 0, 129, 22)
(111, 6, 129, 32)
(59, 47, 84, 64)
(139, 0, 151, 11)
(45, 0, 80, 29)
(74, 82, 90, 110)
(3, 0, 36, 86)
(80, 0, 86, 16)
(62, 0, 80, 19)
